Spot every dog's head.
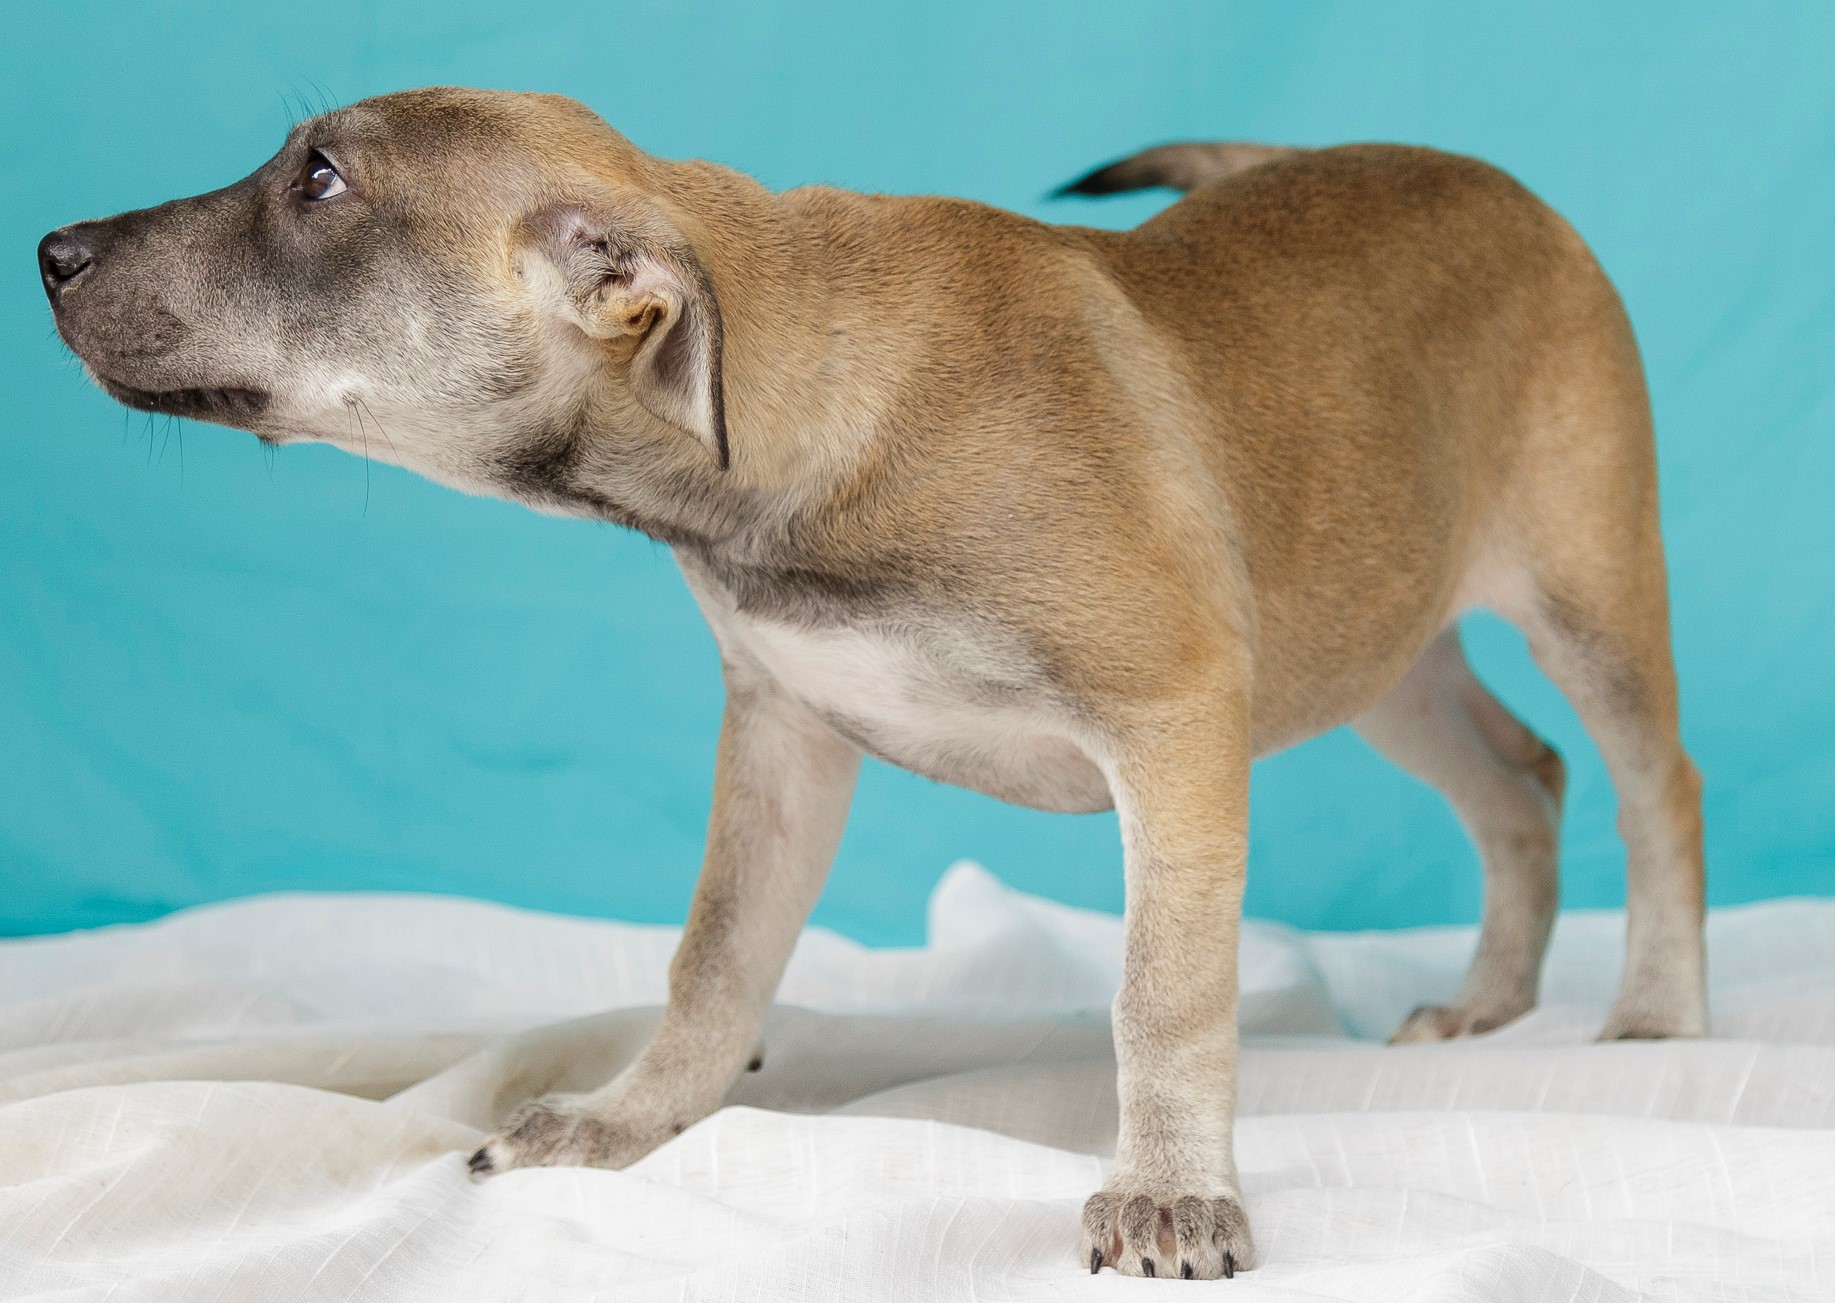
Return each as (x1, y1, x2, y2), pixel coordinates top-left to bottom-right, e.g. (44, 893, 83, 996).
(39, 87, 728, 512)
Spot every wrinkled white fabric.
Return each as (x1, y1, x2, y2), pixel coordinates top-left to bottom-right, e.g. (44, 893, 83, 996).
(2, 862, 1831, 1301)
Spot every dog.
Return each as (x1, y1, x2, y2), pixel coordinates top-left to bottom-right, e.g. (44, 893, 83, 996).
(39, 87, 1707, 1280)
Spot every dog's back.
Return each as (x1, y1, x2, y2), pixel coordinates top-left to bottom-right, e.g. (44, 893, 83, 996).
(772, 142, 1649, 749)
(1054, 144, 1646, 744)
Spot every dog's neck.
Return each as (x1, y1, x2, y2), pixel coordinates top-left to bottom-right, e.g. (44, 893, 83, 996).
(557, 159, 894, 569)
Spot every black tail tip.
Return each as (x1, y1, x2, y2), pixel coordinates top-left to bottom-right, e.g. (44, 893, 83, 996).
(1049, 162, 1135, 200)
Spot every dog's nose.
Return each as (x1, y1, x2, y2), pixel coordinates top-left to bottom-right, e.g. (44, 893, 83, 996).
(38, 228, 95, 296)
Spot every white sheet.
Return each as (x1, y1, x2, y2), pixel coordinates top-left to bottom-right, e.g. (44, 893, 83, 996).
(2, 862, 1832, 1301)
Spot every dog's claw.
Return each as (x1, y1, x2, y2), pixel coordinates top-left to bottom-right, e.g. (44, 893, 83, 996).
(1090, 1248, 1102, 1274)
(466, 1147, 493, 1177)
(1181, 1261, 1193, 1279)
(1141, 1258, 1155, 1277)
(1222, 1251, 1235, 1279)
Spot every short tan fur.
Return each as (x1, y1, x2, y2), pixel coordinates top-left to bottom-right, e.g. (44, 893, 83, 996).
(40, 91, 1707, 1280)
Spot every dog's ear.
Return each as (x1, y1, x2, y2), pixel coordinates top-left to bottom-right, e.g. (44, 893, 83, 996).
(525, 203, 728, 468)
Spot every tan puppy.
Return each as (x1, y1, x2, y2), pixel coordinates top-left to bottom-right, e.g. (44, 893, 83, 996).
(39, 88, 1706, 1280)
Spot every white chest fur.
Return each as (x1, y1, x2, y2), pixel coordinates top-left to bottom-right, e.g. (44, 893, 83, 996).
(716, 613, 1114, 815)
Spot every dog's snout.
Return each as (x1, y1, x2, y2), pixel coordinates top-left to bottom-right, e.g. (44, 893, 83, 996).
(38, 228, 95, 296)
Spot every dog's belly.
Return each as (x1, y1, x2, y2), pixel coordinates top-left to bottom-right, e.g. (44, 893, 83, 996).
(726, 618, 1114, 814)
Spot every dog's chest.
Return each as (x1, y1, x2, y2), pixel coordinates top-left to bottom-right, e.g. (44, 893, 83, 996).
(719, 615, 1113, 815)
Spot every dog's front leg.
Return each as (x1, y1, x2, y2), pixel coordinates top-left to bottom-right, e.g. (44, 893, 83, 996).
(470, 673, 859, 1175)
(1082, 687, 1256, 1279)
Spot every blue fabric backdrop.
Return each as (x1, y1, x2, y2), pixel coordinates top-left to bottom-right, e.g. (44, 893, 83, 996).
(3, 2, 1831, 942)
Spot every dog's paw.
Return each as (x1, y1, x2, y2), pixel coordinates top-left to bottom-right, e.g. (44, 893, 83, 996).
(1388, 1000, 1525, 1043)
(468, 1093, 680, 1178)
(1080, 1189, 1254, 1279)
(1598, 996, 1707, 1041)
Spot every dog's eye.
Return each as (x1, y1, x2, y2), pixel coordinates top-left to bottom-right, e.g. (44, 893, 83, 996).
(292, 151, 347, 201)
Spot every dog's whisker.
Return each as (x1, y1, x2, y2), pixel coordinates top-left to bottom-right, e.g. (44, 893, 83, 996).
(355, 397, 400, 462)
(350, 397, 373, 516)
(305, 78, 339, 119)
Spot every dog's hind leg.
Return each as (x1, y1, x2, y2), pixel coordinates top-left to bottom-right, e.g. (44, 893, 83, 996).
(1511, 526, 1708, 1040)
(1500, 285, 1707, 1041)
(1357, 627, 1566, 1042)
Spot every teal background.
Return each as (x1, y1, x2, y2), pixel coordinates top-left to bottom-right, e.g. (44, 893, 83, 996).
(3, 2, 1831, 942)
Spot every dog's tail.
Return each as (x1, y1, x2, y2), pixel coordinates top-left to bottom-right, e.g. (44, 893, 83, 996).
(1053, 142, 1300, 198)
